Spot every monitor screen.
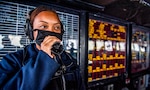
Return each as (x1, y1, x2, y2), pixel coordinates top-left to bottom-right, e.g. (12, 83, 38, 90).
(88, 15, 127, 82)
(131, 25, 150, 73)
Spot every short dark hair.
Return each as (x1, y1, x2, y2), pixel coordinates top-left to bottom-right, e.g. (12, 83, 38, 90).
(29, 5, 58, 25)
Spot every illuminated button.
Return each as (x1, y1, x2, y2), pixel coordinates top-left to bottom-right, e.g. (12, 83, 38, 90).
(109, 65, 113, 70)
(89, 29, 93, 33)
(103, 35, 107, 39)
(120, 64, 123, 68)
(93, 69, 97, 73)
(93, 34, 98, 38)
(88, 78, 92, 82)
(103, 54, 107, 59)
(102, 64, 106, 70)
(99, 24, 105, 30)
(109, 38, 112, 40)
(100, 31, 104, 34)
(102, 75, 106, 79)
(110, 55, 113, 59)
(88, 70, 92, 73)
(107, 68, 110, 70)
(96, 67, 100, 72)
(107, 57, 110, 60)
(117, 37, 121, 40)
(115, 63, 118, 67)
(109, 65, 113, 68)
(89, 35, 92, 38)
(88, 66, 92, 70)
(88, 66, 92, 73)
(104, 31, 106, 33)
(109, 75, 113, 78)
(88, 60, 93, 65)
(88, 54, 93, 60)
(96, 56, 101, 60)
(96, 78, 100, 80)
(100, 36, 103, 39)
(120, 55, 124, 59)
(122, 28, 126, 33)
(115, 53, 118, 57)
(117, 29, 120, 32)
(93, 58, 97, 60)
(107, 37, 110, 40)
(111, 26, 114, 31)
(114, 73, 118, 76)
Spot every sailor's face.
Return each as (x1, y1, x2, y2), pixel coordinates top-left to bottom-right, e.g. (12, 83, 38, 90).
(33, 11, 62, 40)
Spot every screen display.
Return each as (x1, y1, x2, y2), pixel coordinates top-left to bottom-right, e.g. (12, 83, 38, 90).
(131, 26, 150, 73)
(88, 18, 127, 82)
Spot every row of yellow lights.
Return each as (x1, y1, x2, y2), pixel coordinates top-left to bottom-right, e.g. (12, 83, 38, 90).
(88, 63, 125, 73)
(88, 53, 125, 60)
(89, 19, 126, 33)
(131, 60, 145, 63)
(89, 34, 126, 42)
(88, 73, 119, 82)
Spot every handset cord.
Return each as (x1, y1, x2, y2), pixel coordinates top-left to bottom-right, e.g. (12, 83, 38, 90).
(54, 54, 66, 90)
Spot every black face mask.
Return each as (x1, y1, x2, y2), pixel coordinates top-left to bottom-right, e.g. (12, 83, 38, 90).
(35, 29, 63, 46)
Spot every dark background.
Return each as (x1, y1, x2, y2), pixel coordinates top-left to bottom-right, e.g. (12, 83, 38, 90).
(43, 0, 150, 28)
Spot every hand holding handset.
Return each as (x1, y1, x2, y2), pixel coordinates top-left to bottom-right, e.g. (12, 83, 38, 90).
(35, 29, 64, 55)
(51, 42, 64, 55)
(35, 30, 67, 79)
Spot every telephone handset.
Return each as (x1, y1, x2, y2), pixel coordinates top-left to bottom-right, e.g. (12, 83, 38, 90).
(51, 42, 64, 55)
